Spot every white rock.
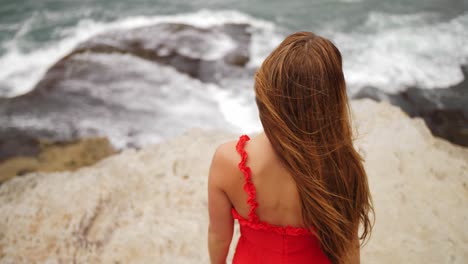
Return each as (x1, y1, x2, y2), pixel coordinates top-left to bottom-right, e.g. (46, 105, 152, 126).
(0, 99, 467, 263)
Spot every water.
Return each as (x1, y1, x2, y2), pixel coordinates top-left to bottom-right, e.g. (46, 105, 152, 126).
(0, 0, 467, 147)
(1, 0, 467, 96)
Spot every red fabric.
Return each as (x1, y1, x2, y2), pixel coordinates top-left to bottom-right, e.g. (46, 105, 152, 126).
(231, 135, 331, 264)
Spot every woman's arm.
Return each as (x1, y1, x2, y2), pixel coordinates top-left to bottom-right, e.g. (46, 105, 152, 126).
(208, 146, 235, 264)
(345, 221, 361, 264)
(347, 235, 361, 264)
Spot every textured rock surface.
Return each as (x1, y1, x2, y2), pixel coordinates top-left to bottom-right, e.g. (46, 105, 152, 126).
(0, 137, 115, 183)
(351, 100, 468, 263)
(0, 99, 467, 263)
(0, 129, 233, 264)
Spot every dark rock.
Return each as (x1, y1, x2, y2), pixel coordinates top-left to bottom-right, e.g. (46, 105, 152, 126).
(221, 23, 251, 66)
(0, 137, 115, 183)
(353, 65, 468, 147)
(0, 128, 41, 162)
(0, 22, 242, 154)
(30, 22, 251, 95)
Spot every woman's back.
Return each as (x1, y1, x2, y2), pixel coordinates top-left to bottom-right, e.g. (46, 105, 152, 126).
(226, 133, 303, 227)
(222, 134, 331, 264)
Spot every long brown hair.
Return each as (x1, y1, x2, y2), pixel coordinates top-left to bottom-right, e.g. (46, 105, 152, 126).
(254, 31, 374, 263)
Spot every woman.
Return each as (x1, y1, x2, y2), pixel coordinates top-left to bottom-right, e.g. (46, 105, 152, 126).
(208, 31, 373, 264)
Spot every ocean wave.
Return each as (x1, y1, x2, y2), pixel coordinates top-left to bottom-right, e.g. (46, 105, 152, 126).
(332, 11, 468, 93)
(0, 51, 241, 148)
(211, 80, 262, 133)
(1, 9, 466, 98)
(0, 9, 279, 98)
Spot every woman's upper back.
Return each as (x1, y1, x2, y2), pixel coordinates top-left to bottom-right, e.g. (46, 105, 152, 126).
(220, 134, 332, 264)
(219, 132, 305, 228)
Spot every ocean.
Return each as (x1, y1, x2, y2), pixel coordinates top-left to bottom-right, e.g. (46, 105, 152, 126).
(0, 0, 467, 148)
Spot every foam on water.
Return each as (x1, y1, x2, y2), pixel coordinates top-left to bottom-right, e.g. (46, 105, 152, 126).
(1, 8, 467, 143)
(333, 11, 468, 94)
(209, 85, 262, 133)
(174, 33, 236, 61)
(0, 9, 278, 98)
(4, 8, 465, 99)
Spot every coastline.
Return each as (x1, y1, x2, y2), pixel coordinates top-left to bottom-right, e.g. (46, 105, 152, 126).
(2, 20, 467, 152)
(0, 99, 466, 263)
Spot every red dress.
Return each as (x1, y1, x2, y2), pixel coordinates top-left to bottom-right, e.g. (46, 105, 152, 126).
(231, 135, 331, 264)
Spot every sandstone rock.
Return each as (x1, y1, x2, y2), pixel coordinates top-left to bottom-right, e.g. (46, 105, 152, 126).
(0, 100, 467, 263)
(350, 100, 468, 263)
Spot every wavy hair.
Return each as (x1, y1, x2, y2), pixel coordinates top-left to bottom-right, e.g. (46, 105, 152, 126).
(254, 31, 374, 263)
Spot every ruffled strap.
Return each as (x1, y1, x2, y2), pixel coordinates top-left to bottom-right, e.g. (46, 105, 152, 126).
(236, 134, 259, 222)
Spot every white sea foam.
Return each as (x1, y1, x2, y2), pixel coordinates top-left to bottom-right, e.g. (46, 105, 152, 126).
(2, 9, 467, 98)
(332, 11, 468, 94)
(70, 52, 235, 147)
(2, 9, 467, 143)
(209, 84, 262, 133)
(0, 9, 279, 98)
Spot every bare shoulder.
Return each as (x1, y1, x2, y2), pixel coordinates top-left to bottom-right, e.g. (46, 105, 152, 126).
(211, 140, 239, 172)
(209, 140, 240, 187)
(214, 140, 238, 162)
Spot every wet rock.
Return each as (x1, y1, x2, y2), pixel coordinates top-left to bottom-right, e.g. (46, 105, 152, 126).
(33, 22, 251, 93)
(0, 22, 245, 150)
(0, 128, 41, 162)
(0, 136, 115, 183)
(353, 65, 468, 147)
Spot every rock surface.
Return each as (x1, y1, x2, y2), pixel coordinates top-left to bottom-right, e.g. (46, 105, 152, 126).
(353, 65, 468, 147)
(0, 136, 115, 183)
(0, 99, 467, 263)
